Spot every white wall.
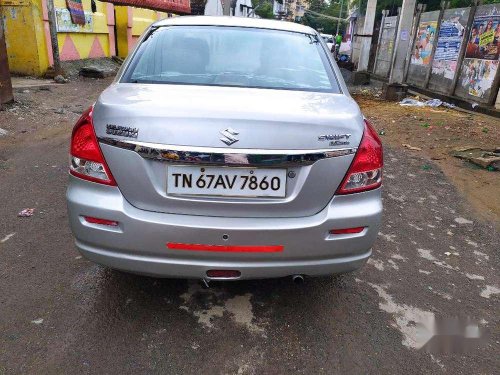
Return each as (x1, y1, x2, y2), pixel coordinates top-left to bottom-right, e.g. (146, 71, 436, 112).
(205, 0, 223, 16)
(233, 0, 254, 17)
(273, 0, 284, 15)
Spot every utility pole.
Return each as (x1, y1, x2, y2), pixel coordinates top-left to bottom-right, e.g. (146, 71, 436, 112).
(336, 0, 345, 35)
(223, 0, 231, 16)
(46, 0, 64, 76)
(0, 15, 13, 105)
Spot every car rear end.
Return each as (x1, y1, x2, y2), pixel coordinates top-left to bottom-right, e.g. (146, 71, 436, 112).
(66, 17, 383, 280)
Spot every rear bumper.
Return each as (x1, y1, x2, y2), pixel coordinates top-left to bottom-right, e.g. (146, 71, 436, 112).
(67, 176, 382, 279)
(78, 242, 371, 279)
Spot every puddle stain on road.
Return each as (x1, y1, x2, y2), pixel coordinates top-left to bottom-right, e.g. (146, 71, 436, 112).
(359, 280, 435, 350)
(479, 285, 500, 299)
(179, 282, 266, 336)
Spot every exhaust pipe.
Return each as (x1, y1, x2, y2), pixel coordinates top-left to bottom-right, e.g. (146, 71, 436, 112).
(201, 278, 210, 289)
(292, 275, 305, 284)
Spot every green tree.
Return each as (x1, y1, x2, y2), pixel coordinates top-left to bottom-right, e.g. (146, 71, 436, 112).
(301, 0, 349, 35)
(252, 0, 275, 19)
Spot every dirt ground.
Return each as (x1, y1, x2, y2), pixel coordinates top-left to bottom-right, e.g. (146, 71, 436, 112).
(0, 77, 112, 154)
(353, 93, 500, 226)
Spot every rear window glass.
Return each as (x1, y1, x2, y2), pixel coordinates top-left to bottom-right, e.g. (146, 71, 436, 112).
(122, 26, 339, 93)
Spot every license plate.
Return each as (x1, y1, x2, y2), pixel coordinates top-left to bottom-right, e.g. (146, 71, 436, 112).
(167, 165, 287, 198)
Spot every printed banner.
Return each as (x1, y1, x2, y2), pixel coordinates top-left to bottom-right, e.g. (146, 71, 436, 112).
(56, 8, 93, 32)
(432, 9, 468, 80)
(434, 20, 465, 61)
(465, 13, 500, 60)
(460, 58, 499, 97)
(65, 0, 86, 26)
(411, 21, 438, 66)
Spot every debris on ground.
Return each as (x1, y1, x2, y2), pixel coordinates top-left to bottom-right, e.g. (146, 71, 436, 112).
(444, 251, 459, 256)
(111, 56, 124, 65)
(402, 144, 422, 151)
(399, 97, 455, 109)
(54, 75, 68, 84)
(18, 208, 35, 217)
(31, 318, 44, 325)
(1, 233, 16, 243)
(351, 86, 383, 97)
(454, 217, 473, 224)
(61, 57, 121, 78)
(0, 128, 8, 137)
(79, 65, 117, 78)
(452, 147, 500, 171)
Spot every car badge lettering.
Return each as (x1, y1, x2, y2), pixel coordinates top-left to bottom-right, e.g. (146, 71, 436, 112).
(106, 124, 139, 139)
(220, 128, 239, 146)
(318, 133, 351, 146)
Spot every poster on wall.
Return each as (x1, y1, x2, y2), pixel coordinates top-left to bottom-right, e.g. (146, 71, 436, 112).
(56, 8, 93, 33)
(431, 9, 468, 80)
(460, 58, 498, 97)
(465, 12, 500, 60)
(459, 4, 500, 98)
(411, 20, 438, 66)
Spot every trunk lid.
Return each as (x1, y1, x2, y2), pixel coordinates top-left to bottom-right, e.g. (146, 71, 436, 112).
(93, 83, 364, 218)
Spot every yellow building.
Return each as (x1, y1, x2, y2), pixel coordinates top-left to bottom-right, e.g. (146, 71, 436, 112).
(0, 0, 179, 76)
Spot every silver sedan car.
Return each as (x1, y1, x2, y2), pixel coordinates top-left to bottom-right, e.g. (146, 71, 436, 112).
(67, 16, 383, 281)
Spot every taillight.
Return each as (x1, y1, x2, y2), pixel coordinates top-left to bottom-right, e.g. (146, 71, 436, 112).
(336, 119, 383, 195)
(70, 107, 116, 186)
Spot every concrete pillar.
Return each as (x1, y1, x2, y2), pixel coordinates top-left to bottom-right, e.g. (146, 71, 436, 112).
(0, 18, 13, 105)
(357, 0, 377, 72)
(389, 0, 417, 84)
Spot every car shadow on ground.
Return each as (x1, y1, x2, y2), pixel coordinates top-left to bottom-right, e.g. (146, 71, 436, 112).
(80, 265, 355, 328)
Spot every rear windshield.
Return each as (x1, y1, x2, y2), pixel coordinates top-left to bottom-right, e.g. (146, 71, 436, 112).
(122, 26, 339, 93)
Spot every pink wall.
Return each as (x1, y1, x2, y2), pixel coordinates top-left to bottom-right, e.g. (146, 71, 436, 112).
(40, 1, 117, 64)
(41, 0, 54, 66)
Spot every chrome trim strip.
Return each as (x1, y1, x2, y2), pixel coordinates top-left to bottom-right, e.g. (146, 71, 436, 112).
(98, 137, 357, 167)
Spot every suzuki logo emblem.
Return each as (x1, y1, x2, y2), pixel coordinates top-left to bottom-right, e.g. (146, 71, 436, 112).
(219, 128, 239, 146)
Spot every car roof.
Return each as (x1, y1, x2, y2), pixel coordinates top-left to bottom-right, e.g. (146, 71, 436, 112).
(154, 16, 317, 35)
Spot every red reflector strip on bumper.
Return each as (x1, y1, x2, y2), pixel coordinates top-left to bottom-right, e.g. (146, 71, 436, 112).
(167, 243, 284, 253)
(84, 216, 119, 226)
(329, 227, 365, 235)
